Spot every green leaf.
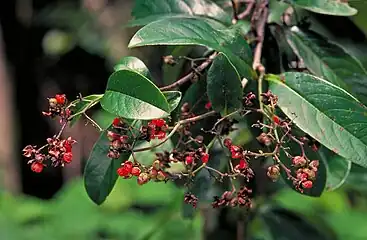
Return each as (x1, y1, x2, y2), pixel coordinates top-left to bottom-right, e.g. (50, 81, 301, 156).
(318, 147, 351, 191)
(163, 91, 182, 112)
(129, 0, 231, 26)
(268, 72, 367, 168)
(260, 206, 333, 240)
(289, 0, 357, 16)
(69, 94, 103, 126)
(207, 53, 242, 116)
(286, 27, 367, 104)
(114, 56, 152, 79)
(128, 17, 255, 80)
(84, 125, 128, 205)
(100, 70, 170, 120)
(344, 163, 367, 192)
(268, 0, 289, 24)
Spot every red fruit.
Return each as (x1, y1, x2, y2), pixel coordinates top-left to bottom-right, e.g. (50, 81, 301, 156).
(107, 131, 120, 141)
(297, 172, 309, 181)
(112, 118, 121, 127)
(63, 152, 73, 163)
(155, 131, 166, 140)
(205, 101, 212, 110)
(123, 161, 133, 171)
(292, 156, 307, 167)
(223, 138, 232, 148)
(117, 166, 130, 177)
(272, 115, 281, 125)
(238, 159, 247, 169)
(55, 94, 66, 105)
(302, 180, 313, 189)
(153, 119, 166, 128)
(131, 167, 141, 176)
(31, 162, 44, 173)
(201, 153, 209, 163)
(63, 141, 72, 152)
(185, 155, 194, 165)
(137, 172, 150, 185)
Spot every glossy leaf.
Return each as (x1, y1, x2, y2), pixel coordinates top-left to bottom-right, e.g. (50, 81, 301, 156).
(69, 94, 103, 126)
(129, 0, 231, 26)
(290, 0, 357, 16)
(84, 125, 128, 205)
(268, 72, 367, 168)
(163, 91, 182, 112)
(114, 56, 152, 79)
(207, 53, 242, 116)
(286, 27, 367, 104)
(344, 164, 367, 192)
(128, 17, 255, 79)
(318, 147, 351, 191)
(100, 70, 170, 120)
(260, 206, 333, 240)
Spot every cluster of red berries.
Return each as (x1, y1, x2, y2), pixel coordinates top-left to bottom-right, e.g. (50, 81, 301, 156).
(243, 92, 256, 106)
(107, 118, 131, 159)
(148, 119, 168, 140)
(42, 94, 71, 124)
(212, 187, 252, 208)
(185, 147, 209, 166)
(292, 156, 319, 191)
(117, 160, 168, 185)
(223, 138, 253, 180)
(23, 136, 76, 173)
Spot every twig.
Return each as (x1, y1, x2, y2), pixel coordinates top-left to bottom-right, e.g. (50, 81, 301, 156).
(133, 110, 216, 152)
(56, 121, 68, 139)
(238, 0, 255, 19)
(159, 53, 217, 91)
(231, 0, 239, 24)
(252, 0, 269, 71)
(83, 113, 103, 132)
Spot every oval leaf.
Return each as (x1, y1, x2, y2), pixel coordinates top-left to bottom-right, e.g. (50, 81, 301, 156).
(100, 70, 170, 120)
(129, 0, 231, 26)
(163, 91, 182, 112)
(268, 72, 367, 168)
(114, 56, 152, 79)
(318, 146, 351, 191)
(290, 0, 357, 16)
(207, 53, 242, 116)
(286, 27, 367, 104)
(69, 94, 103, 126)
(128, 17, 254, 79)
(84, 125, 129, 205)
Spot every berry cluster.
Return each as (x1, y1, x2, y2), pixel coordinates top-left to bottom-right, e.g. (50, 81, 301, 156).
(261, 90, 278, 106)
(212, 187, 252, 208)
(107, 118, 131, 159)
(148, 119, 168, 140)
(117, 160, 168, 185)
(292, 156, 319, 191)
(23, 136, 76, 173)
(42, 94, 71, 124)
(243, 92, 256, 106)
(185, 147, 209, 165)
(223, 138, 254, 181)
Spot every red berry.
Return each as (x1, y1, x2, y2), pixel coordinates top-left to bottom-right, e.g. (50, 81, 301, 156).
(205, 101, 212, 110)
(107, 131, 120, 141)
(201, 153, 209, 163)
(131, 167, 141, 176)
(230, 145, 242, 159)
(272, 115, 281, 125)
(292, 156, 307, 167)
(155, 131, 166, 140)
(154, 119, 166, 128)
(302, 180, 313, 189)
(137, 172, 150, 185)
(63, 141, 72, 152)
(31, 162, 44, 173)
(185, 155, 194, 165)
(238, 159, 247, 169)
(123, 161, 133, 171)
(297, 172, 309, 181)
(117, 166, 130, 177)
(223, 138, 232, 148)
(63, 152, 73, 163)
(112, 118, 121, 127)
(55, 94, 66, 105)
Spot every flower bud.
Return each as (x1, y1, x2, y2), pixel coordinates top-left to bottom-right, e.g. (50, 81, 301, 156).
(137, 172, 150, 185)
(292, 156, 307, 168)
(302, 180, 313, 189)
(111, 139, 122, 150)
(48, 98, 58, 108)
(31, 162, 44, 173)
(107, 131, 120, 141)
(267, 165, 280, 182)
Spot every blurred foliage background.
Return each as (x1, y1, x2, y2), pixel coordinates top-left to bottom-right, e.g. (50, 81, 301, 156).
(0, 0, 367, 239)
